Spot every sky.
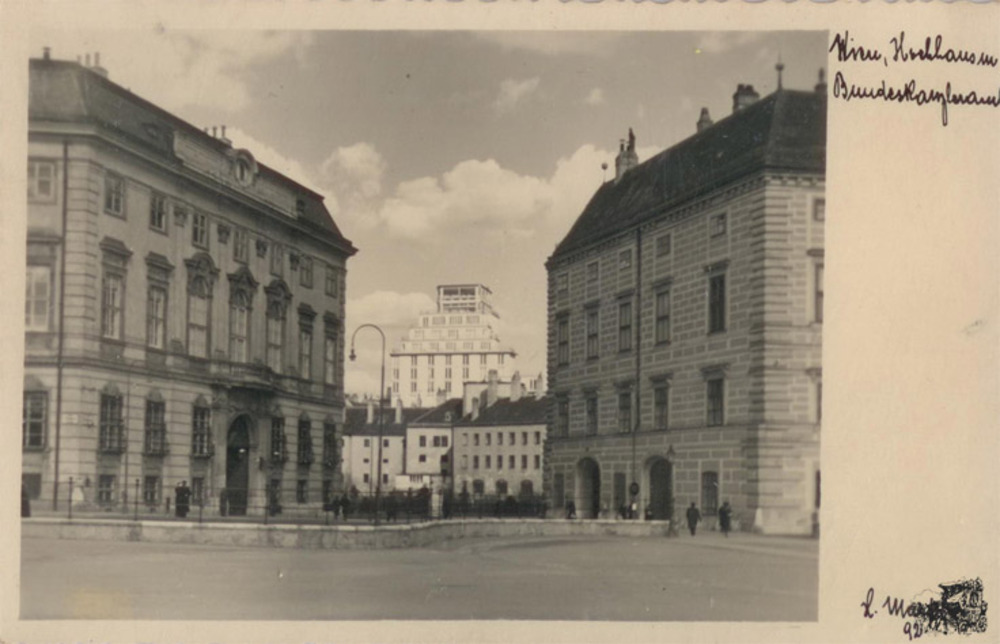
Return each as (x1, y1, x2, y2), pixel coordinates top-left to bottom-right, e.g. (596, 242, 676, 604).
(28, 29, 827, 396)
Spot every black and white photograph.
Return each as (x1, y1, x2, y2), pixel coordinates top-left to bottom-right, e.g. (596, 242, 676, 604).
(2, 4, 997, 644)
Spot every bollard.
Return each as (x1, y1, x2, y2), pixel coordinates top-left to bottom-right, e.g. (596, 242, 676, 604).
(67, 477, 74, 520)
(133, 478, 140, 521)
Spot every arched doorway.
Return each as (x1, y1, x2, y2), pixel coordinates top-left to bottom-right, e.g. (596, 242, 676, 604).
(226, 415, 252, 516)
(575, 458, 601, 519)
(648, 458, 673, 520)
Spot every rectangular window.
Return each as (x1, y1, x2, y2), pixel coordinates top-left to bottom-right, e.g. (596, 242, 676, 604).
(271, 418, 286, 461)
(150, 193, 167, 231)
(143, 476, 160, 504)
(230, 300, 249, 362)
(556, 273, 569, 299)
(191, 406, 212, 456)
(485, 455, 491, 469)
(419, 435, 427, 447)
(656, 233, 671, 257)
(586, 309, 599, 359)
(267, 316, 284, 372)
(474, 433, 480, 447)
(521, 455, 528, 470)
(509, 431, 515, 445)
(324, 336, 336, 386)
(270, 244, 284, 276)
(557, 317, 570, 366)
(147, 286, 167, 350)
(711, 212, 727, 236)
(299, 327, 313, 380)
(587, 261, 599, 283)
(619, 249, 632, 271)
(497, 455, 503, 470)
(618, 391, 632, 433)
(486, 433, 492, 447)
(25, 266, 52, 331)
(813, 198, 826, 222)
(233, 228, 249, 263)
(655, 290, 671, 344)
(707, 378, 725, 426)
(534, 431, 541, 445)
(708, 273, 726, 334)
(701, 471, 719, 516)
(297, 419, 313, 465)
(296, 480, 308, 504)
(300, 257, 314, 289)
(104, 172, 125, 216)
(22, 391, 47, 449)
(473, 455, 479, 470)
(187, 293, 209, 358)
(534, 455, 541, 470)
(815, 264, 824, 323)
(99, 393, 124, 453)
(419, 454, 427, 463)
(618, 301, 632, 352)
(498, 433, 503, 446)
(191, 212, 209, 248)
(144, 400, 166, 455)
(101, 273, 124, 340)
(322, 423, 338, 468)
(586, 394, 598, 435)
(97, 475, 116, 505)
(509, 455, 516, 469)
(325, 265, 338, 297)
(28, 160, 56, 201)
(653, 385, 669, 430)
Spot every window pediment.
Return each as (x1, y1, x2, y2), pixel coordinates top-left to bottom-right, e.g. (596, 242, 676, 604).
(185, 252, 219, 294)
(227, 265, 259, 305)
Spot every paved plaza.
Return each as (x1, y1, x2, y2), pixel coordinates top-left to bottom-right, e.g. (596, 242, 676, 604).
(21, 532, 817, 621)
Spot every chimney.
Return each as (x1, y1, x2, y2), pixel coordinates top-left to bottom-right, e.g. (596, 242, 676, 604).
(614, 128, 639, 183)
(510, 372, 522, 403)
(732, 84, 760, 113)
(43, 47, 51, 61)
(91, 52, 108, 78)
(436, 388, 447, 406)
(366, 399, 375, 425)
(220, 125, 232, 147)
(211, 126, 218, 138)
(395, 397, 403, 424)
(815, 68, 828, 95)
(471, 396, 480, 421)
(486, 370, 499, 407)
(696, 107, 713, 133)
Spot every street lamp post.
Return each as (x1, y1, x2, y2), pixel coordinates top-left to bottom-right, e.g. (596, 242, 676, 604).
(349, 323, 386, 527)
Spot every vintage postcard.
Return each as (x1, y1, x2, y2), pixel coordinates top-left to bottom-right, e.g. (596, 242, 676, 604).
(0, 2, 996, 643)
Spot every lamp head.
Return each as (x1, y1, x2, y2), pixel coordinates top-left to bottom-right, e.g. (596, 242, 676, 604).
(349, 348, 357, 362)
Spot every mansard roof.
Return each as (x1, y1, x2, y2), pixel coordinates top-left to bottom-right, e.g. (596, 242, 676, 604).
(548, 89, 826, 265)
(455, 395, 549, 427)
(28, 57, 355, 255)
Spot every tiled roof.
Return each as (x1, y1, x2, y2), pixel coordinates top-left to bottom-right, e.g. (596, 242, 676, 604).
(343, 406, 431, 437)
(411, 398, 464, 425)
(29, 58, 355, 252)
(549, 90, 826, 264)
(456, 396, 549, 427)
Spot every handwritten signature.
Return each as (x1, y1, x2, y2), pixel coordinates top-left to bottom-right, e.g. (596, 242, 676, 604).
(861, 579, 988, 640)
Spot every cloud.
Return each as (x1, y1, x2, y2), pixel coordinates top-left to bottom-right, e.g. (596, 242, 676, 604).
(694, 32, 767, 55)
(494, 77, 540, 114)
(474, 32, 623, 57)
(318, 142, 386, 224)
(584, 88, 605, 106)
(344, 290, 436, 395)
(30, 29, 314, 113)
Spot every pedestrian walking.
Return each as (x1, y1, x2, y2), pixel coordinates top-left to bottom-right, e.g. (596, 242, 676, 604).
(177, 481, 191, 518)
(566, 500, 577, 519)
(174, 482, 184, 518)
(686, 502, 701, 536)
(719, 501, 733, 538)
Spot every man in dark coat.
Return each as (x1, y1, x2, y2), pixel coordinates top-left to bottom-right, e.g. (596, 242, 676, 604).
(177, 481, 191, 518)
(686, 502, 702, 536)
(718, 501, 733, 537)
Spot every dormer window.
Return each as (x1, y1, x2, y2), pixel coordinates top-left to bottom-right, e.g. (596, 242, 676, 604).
(235, 159, 252, 186)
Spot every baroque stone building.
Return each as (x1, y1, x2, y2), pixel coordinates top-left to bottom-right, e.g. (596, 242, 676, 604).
(544, 79, 826, 534)
(22, 51, 356, 516)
